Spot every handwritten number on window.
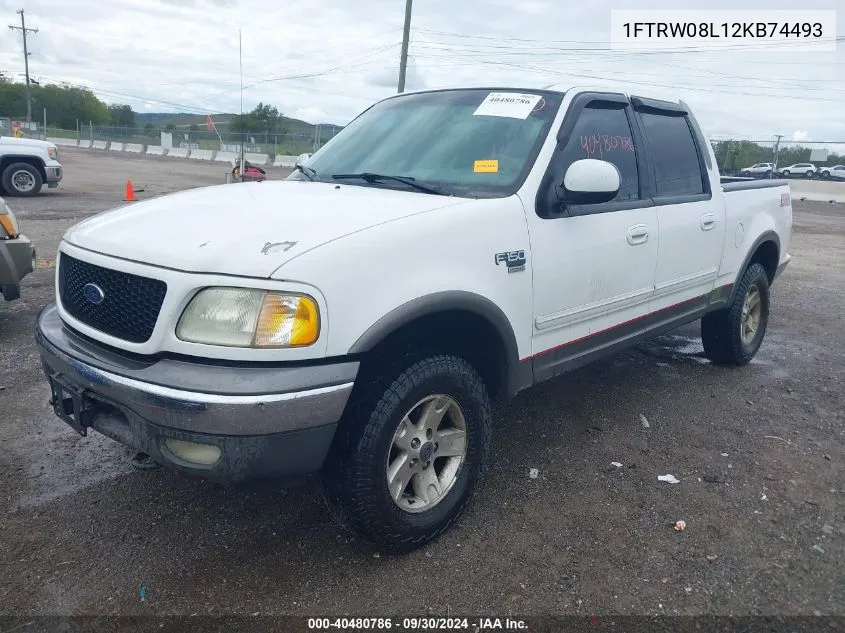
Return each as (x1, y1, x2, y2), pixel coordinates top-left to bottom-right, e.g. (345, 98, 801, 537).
(580, 134, 635, 159)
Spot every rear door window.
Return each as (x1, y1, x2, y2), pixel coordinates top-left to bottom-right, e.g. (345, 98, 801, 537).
(638, 112, 705, 197)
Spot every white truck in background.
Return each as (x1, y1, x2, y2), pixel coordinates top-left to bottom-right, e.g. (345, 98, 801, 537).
(35, 85, 792, 553)
(0, 136, 63, 196)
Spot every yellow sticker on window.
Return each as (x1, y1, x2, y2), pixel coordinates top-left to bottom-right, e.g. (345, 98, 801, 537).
(473, 159, 499, 173)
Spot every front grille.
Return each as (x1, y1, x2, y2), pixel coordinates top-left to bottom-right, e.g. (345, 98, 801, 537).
(58, 253, 167, 343)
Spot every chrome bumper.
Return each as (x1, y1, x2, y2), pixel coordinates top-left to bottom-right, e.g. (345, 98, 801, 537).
(35, 304, 356, 436)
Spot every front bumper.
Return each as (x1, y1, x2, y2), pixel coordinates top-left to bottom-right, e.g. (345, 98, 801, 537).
(35, 304, 357, 482)
(0, 234, 36, 299)
(45, 164, 62, 188)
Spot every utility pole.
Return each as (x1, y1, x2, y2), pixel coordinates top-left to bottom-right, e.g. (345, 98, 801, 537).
(771, 134, 783, 179)
(397, 0, 413, 93)
(8, 9, 38, 122)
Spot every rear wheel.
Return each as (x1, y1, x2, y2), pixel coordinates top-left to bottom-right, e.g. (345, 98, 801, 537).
(323, 354, 491, 553)
(701, 263, 770, 365)
(1, 162, 43, 197)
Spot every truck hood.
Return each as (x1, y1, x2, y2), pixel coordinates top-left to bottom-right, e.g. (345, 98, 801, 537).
(63, 180, 470, 278)
(0, 136, 56, 149)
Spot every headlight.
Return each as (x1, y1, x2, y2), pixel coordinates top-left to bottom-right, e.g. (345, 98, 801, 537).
(176, 287, 320, 348)
(0, 203, 20, 238)
(48, 147, 58, 161)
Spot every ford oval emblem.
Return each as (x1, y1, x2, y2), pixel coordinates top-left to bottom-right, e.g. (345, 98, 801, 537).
(83, 283, 105, 305)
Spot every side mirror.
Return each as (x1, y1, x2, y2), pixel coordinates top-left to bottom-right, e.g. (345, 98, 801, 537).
(295, 152, 312, 167)
(561, 159, 621, 206)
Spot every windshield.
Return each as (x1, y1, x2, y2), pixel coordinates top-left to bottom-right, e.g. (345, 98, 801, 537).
(292, 88, 564, 198)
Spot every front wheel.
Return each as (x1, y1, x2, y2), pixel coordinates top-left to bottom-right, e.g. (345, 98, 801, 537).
(781, 170, 790, 177)
(1, 162, 43, 197)
(821, 170, 830, 178)
(323, 354, 491, 553)
(806, 170, 814, 178)
(701, 263, 770, 365)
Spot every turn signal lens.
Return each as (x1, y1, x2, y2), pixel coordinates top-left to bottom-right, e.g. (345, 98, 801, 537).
(253, 293, 319, 347)
(0, 203, 20, 237)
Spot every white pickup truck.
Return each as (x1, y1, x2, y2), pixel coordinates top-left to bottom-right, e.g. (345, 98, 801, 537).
(0, 136, 63, 196)
(35, 85, 792, 552)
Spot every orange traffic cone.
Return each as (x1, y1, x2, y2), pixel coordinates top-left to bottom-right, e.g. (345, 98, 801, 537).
(124, 179, 135, 202)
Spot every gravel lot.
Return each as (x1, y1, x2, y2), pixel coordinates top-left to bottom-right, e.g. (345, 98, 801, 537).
(1, 149, 843, 618)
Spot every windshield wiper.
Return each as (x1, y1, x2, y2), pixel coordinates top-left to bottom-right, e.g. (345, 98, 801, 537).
(332, 172, 447, 195)
(294, 163, 318, 181)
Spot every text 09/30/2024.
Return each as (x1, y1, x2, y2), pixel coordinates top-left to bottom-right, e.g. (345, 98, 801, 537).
(307, 617, 529, 631)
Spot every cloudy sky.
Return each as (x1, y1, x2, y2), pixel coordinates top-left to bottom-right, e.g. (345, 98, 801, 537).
(1, 0, 843, 146)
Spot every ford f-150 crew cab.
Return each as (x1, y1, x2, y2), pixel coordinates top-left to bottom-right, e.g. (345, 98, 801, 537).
(0, 136, 63, 196)
(35, 85, 792, 552)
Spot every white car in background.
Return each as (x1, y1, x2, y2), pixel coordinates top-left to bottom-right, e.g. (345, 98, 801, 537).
(739, 163, 774, 177)
(820, 165, 845, 180)
(779, 163, 817, 178)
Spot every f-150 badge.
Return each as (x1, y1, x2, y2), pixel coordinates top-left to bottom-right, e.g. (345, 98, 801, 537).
(494, 250, 526, 273)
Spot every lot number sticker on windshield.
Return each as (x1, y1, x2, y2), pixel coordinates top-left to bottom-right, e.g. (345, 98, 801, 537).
(473, 92, 543, 119)
(474, 159, 499, 173)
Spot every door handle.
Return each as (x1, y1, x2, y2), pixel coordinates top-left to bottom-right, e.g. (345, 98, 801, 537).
(627, 224, 649, 246)
(700, 213, 717, 231)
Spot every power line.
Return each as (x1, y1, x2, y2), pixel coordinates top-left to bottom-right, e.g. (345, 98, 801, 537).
(406, 56, 845, 103)
(198, 42, 401, 100)
(8, 9, 38, 122)
(411, 47, 844, 94)
(414, 27, 845, 52)
(34, 75, 220, 114)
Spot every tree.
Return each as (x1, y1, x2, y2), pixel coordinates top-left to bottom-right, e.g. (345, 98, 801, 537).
(230, 102, 287, 134)
(143, 122, 154, 133)
(165, 123, 175, 131)
(107, 104, 135, 127)
(0, 81, 110, 127)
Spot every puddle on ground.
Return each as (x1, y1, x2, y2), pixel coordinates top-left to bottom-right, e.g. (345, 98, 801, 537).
(638, 334, 710, 364)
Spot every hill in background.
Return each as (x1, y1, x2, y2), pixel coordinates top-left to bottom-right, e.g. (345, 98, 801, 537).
(134, 112, 322, 136)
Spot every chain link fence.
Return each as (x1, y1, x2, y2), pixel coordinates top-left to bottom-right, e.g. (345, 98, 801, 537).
(42, 124, 342, 157)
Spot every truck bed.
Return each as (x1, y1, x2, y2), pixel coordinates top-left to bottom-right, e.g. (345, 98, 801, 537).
(720, 177, 789, 191)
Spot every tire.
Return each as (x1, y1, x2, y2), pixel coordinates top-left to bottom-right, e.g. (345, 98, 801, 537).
(701, 263, 770, 366)
(322, 354, 492, 554)
(806, 170, 814, 178)
(781, 170, 790, 177)
(821, 170, 830, 178)
(740, 171, 750, 177)
(1, 162, 43, 197)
